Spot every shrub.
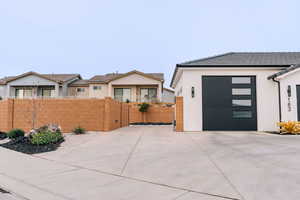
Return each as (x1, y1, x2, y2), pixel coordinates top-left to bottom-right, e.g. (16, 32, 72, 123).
(72, 126, 86, 134)
(138, 103, 150, 113)
(7, 129, 25, 139)
(29, 124, 61, 137)
(30, 131, 63, 145)
(277, 121, 300, 134)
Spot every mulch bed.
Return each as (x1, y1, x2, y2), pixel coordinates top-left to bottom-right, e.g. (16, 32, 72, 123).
(0, 136, 64, 155)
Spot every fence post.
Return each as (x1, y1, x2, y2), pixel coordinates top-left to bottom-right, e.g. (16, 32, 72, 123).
(175, 97, 184, 132)
(103, 97, 112, 131)
(7, 99, 14, 132)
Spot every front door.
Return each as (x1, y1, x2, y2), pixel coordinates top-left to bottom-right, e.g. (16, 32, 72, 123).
(202, 76, 257, 131)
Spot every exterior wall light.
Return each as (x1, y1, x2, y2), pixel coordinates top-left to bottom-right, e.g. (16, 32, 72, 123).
(191, 87, 195, 98)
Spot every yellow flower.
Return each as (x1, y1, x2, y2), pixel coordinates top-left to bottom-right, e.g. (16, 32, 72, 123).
(277, 121, 300, 134)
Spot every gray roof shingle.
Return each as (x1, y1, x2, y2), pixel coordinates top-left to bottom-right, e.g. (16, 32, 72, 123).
(180, 52, 300, 66)
(171, 52, 300, 87)
(69, 79, 89, 86)
(42, 74, 80, 82)
(89, 71, 164, 83)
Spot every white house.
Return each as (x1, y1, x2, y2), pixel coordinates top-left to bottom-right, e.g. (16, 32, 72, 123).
(171, 52, 300, 132)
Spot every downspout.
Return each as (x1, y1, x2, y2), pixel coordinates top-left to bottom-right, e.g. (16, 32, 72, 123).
(272, 78, 282, 122)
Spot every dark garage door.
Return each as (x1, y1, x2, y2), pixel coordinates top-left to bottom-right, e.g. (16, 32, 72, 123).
(202, 76, 257, 131)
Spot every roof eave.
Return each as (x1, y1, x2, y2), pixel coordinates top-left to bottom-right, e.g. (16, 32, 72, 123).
(88, 80, 106, 83)
(267, 64, 300, 80)
(5, 72, 61, 84)
(177, 64, 290, 68)
(107, 70, 163, 83)
(170, 65, 179, 88)
(63, 74, 81, 83)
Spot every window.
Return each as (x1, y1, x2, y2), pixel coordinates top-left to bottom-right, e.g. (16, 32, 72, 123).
(15, 88, 33, 98)
(40, 87, 55, 97)
(42, 89, 52, 97)
(232, 99, 251, 107)
(114, 88, 131, 102)
(15, 89, 21, 98)
(232, 88, 251, 95)
(233, 111, 252, 118)
(93, 86, 101, 90)
(232, 77, 251, 84)
(23, 89, 33, 97)
(140, 88, 157, 102)
(77, 88, 85, 92)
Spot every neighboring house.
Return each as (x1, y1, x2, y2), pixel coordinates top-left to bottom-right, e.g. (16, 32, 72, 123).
(0, 71, 81, 99)
(162, 88, 175, 103)
(171, 52, 300, 132)
(0, 70, 166, 102)
(68, 70, 165, 102)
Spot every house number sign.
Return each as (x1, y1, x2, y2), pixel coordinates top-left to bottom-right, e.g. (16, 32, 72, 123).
(287, 85, 291, 112)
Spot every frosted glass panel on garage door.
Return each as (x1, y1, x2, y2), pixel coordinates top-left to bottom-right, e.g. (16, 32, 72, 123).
(232, 77, 251, 84)
(232, 99, 252, 107)
(232, 88, 251, 95)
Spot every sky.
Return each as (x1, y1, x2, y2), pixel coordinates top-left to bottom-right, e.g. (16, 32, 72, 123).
(1, 0, 300, 87)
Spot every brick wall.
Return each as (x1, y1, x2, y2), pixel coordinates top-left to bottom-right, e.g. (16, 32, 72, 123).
(0, 98, 175, 133)
(129, 103, 174, 124)
(0, 99, 13, 132)
(12, 99, 106, 132)
(0, 98, 128, 133)
(175, 97, 183, 132)
(103, 97, 122, 131)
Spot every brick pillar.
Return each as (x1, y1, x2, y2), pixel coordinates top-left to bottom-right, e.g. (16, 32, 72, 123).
(175, 97, 183, 132)
(103, 97, 112, 131)
(6, 99, 14, 132)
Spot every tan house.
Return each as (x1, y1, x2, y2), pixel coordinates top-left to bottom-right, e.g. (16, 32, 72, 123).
(68, 70, 165, 102)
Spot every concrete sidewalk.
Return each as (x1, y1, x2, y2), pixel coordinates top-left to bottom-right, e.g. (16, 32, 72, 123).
(1, 126, 300, 200)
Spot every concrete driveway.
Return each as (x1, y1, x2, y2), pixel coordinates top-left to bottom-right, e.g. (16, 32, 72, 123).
(1, 126, 300, 200)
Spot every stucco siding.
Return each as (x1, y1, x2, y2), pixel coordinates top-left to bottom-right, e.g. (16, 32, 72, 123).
(174, 74, 183, 97)
(68, 86, 89, 97)
(176, 68, 280, 132)
(278, 70, 300, 121)
(89, 84, 108, 98)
